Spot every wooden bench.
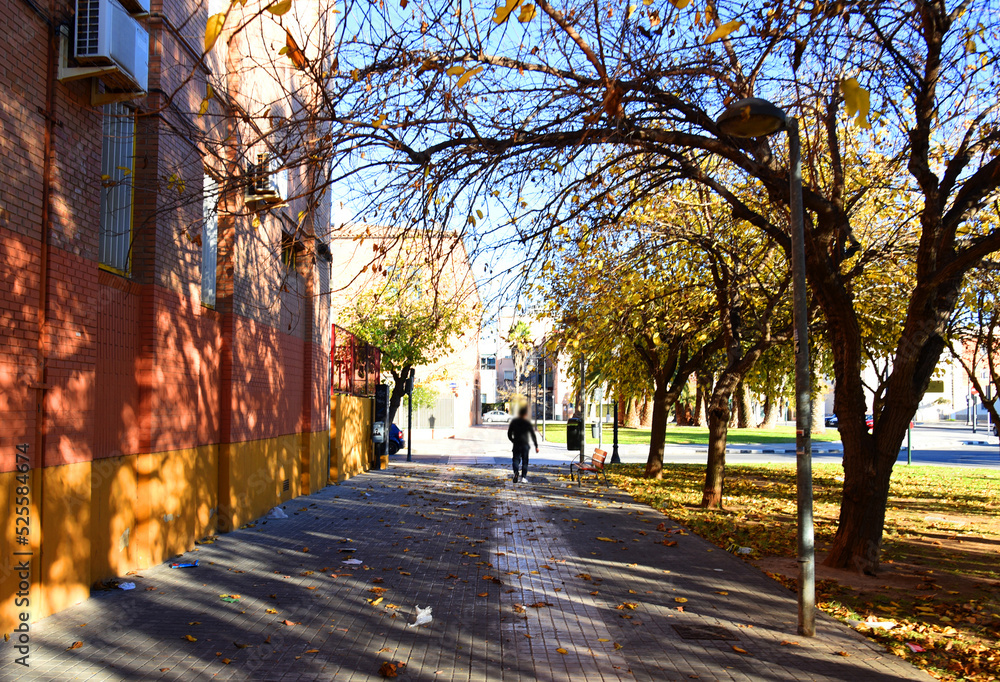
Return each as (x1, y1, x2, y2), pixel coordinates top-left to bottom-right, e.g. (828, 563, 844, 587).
(569, 448, 609, 485)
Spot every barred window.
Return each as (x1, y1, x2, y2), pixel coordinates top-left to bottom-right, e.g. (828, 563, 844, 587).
(201, 174, 218, 306)
(99, 103, 135, 274)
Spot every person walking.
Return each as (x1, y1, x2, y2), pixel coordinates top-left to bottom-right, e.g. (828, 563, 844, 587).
(507, 405, 538, 483)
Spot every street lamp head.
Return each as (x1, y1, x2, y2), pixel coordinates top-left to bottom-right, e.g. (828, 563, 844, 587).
(716, 97, 788, 138)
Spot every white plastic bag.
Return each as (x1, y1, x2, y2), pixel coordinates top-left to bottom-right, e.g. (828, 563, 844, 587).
(408, 606, 432, 628)
(342, 558, 363, 565)
(118, 582, 136, 590)
(266, 506, 288, 519)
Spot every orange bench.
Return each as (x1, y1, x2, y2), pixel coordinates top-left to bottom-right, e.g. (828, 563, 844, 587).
(569, 448, 609, 485)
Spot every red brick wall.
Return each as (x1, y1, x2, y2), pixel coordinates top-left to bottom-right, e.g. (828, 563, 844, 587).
(0, 231, 41, 473)
(94, 272, 143, 460)
(0, 0, 332, 476)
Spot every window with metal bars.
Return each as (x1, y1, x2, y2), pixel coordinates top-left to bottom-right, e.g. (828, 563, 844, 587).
(281, 230, 297, 269)
(99, 102, 135, 274)
(201, 174, 218, 306)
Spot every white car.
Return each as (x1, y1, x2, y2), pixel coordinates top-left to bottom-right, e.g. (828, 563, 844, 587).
(483, 410, 512, 423)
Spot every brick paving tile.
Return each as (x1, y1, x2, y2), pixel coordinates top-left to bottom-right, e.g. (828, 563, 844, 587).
(4, 463, 930, 681)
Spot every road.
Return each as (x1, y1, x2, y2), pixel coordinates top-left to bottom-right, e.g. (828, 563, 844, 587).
(404, 422, 1000, 469)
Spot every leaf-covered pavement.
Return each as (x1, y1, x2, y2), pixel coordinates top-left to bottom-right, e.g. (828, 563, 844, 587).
(610, 463, 1000, 681)
(8, 463, 929, 681)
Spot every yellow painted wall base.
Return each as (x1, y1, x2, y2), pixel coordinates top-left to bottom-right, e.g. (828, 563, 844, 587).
(218, 434, 301, 532)
(330, 395, 373, 482)
(39, 463, 92, 620)
(1, 427, 334, 637)
(301, 430, 330, 495)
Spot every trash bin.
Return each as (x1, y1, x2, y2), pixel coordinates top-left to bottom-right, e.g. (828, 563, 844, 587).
(591, 422, 600, 439)
(566, 418, 584, 451)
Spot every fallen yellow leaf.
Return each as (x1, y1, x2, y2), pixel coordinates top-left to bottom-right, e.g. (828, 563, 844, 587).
(674, 597, 688, 603)
(556, 647, 568, 654)
(184, 635, 197, 642)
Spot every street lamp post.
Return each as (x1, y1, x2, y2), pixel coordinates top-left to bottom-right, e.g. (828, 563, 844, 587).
(406, 368, 414, 462)
(540, 350, 546, 442)
(717, 97, 815, 637)
(611, 399, 620, 464)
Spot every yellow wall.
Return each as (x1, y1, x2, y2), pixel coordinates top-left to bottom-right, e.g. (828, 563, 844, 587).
(136, 446, 219, 568)
(301, 429, 330, 494)
(0, 469, 41, 638)
(218, 434, 302, 532)
(89, 446, 219, 582)
(90, 455, 139, 583)
(39, 463, 92, 620)
(1, 427, 334, 636)
(0, 464, 92, 634)
(330, 394, 373, 482)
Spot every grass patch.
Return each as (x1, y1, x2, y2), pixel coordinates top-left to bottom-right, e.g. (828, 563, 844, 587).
(540, 423, 841, 446)
(607, 463, 1000, 682)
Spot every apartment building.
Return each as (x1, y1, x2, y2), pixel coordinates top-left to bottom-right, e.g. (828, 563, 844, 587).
(327, 225, 483, 433)
(0, 0, 363, 634)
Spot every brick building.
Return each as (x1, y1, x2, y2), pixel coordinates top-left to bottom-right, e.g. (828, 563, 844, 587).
(328, 225, 483, 433)
(0, 0, 366, 635)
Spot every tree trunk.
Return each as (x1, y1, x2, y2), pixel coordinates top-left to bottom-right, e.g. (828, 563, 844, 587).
(757, 393, 778, 429)
(701, 397, 730, 508)
(701, 362, 752, 508)
(386, 366, 411, 427)
(811, 389, 826, 435)
(694, 372, 711, 426)
(639, 396, 654, 427)
(820, 250, 963, 573)
(625, 397, 641, 428)
(736, 381, 751, 428)
(644, 376, 669, 479)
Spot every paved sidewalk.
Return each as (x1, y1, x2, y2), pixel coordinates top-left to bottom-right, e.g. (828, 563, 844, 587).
(5, 464, 928, 681)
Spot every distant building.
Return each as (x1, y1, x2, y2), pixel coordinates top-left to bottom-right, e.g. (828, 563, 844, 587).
(327, 226, 482, 433)
(820, 338, 996, 423)
(490, 311, 574, 421)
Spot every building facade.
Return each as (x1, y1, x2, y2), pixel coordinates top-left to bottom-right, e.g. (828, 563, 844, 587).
(0, 0, 362, 635)
(327, 225, 482, 433)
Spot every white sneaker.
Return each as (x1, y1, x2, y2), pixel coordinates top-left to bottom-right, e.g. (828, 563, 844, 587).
(520, 475, 528, 484)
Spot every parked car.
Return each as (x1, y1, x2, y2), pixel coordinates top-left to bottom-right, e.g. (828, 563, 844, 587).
(827, 413, 878, 429)
(387, 424, 405, 455)
(483, 410, 512, 423)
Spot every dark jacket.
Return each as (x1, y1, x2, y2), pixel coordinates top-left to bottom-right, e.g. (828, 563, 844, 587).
(507, 417, 538, 449)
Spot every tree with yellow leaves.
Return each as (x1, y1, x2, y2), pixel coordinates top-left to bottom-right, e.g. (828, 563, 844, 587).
(296, 0, 999, 574)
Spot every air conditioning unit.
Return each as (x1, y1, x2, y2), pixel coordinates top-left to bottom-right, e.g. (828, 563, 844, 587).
(245, 154, 288, 208)
(75, 0, 149, 93)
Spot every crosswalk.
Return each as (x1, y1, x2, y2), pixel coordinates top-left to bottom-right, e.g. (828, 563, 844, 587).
(447, 455, 500, 465)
